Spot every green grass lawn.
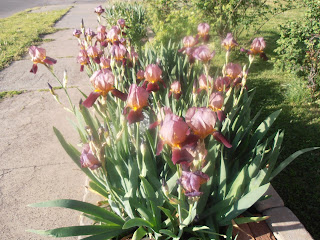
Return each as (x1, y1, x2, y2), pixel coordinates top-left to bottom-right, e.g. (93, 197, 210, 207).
(0, 7, 71, 71)
(240, 8, 320, 239)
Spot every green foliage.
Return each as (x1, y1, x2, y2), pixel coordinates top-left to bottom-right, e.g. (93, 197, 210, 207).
(103, 2, 148, 46)
(145, 0, 295, 43)
(29, 40, 318, 239)
(274, 0, 320, 93)
(0, 7, 70, 70)
(144, 0, 201, 46)
(191, 0, 295, 37)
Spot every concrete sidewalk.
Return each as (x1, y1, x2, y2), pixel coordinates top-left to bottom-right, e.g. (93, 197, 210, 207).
(0, 2, 107, 239)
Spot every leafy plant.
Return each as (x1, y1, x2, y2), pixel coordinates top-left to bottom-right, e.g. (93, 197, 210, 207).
(27, 9, 318, 239)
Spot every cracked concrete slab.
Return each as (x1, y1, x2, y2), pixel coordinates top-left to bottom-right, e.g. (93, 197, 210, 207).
(0, 3, 106, 238)
(0, 165, 85, 240)
(0, 89, 91, 170)
(0, 58, 91, 91)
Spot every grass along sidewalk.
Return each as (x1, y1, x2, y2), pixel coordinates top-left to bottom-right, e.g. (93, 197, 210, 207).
(0, 7, 71, 71)
(243, 8, 320, 240)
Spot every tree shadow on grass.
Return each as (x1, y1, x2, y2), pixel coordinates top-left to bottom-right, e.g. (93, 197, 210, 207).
(242, 28, 320, 240)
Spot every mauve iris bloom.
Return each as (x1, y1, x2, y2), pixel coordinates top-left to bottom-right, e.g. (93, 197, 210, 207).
(241, 37, 268, 61)
(144, 64, 165, 92)
(185, 107, 217, 139)
(112, 25, 121, 35)
(197, 74, 213, 93)
(197, 23, 210, 42)
(250, 37, 266, 55)
(209, 92, 224, 111)
(127, 47, 138, 65)
(29, 46, 57, 74)
(80, 144, 101, 170)
(97, 25, 106, 34)
(209, 91, 225, 122)
(169, 81, 182, 100)
(183, 36, 197, 48)
(73, 29, 81, 38)
(118, 18, 126, 28)
(77, 56, 88, 72)
(96, 32, 106, 43)
(136, 70, 145, 83)
(125, 84, 150, 124)
(111, 44, 127, 62)
(160, 113, 189, 149)
(106, 28, 119, 43)
(193, 45, 215, 63)
(226, 63, 242, 80)
(94, 5, 105, 15)
(222, 33, 238, 51)
(158, 112, 196, 164)
(178, 36, 198, 63)
(87, 46, 101, 64)
(214, 76, 231, 92)
(185, 107, 231, 147)
(178, 170, 209, 197)
(85, 28, 96, 41)
(100, 56, 111, 69)
(82, 69, 127, 107)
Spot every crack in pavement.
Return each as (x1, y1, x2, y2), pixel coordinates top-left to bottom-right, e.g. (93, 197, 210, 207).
(0, 162, 72, 173)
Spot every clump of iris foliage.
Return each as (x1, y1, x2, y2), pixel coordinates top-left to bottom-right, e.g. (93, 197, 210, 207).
(27, 2, 319, 240)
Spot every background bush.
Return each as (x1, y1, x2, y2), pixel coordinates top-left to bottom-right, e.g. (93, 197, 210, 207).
(104, 1, 148, 46)
(274, 0, 320, 94)
(145, 0, 295, 46)
(144, 0, 200, 46)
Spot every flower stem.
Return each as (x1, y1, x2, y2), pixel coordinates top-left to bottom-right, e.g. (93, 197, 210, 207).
(47, 67, 75, 114)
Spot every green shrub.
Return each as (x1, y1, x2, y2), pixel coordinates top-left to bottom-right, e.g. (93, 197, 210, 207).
(103, 2, 148, 46)
(274, 0, 320, 93)
(145, 0, 295, 49)
(144, 0, 201, 46)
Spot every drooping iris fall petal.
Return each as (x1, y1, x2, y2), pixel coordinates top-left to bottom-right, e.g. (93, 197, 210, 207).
(82, 91, 102, 108)
(213, 131, 232, 148)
